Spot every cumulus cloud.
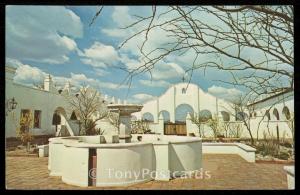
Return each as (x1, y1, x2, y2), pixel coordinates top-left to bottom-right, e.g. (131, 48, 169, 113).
(6, 58, 24, 68)
(80, 41, 119, 68)
(6, 6, 83, 64)
(14, 65, 47, 86)
(55, 73, 128, 90)
(9, 58, 126, 90)
(131, 93, 155, 103)
(149, 62, 186, 80)
(139, 79, 171, 88)
(208, 85, 243, 102)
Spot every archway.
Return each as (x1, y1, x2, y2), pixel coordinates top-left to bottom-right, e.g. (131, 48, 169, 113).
(273, 108, 280, 120)
(220, 111, 230, 122)
(282, 106, 291, 120)
(52, 107, 70, 136)
(175, 104, 194, 122)
(159, 110, 170, 123)
(199, 109, 213, 122)
(236, 111, 248, 121)
(142, 112, 154, 122)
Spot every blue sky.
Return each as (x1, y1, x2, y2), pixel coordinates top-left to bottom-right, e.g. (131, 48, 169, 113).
(5, 5, 260, 103)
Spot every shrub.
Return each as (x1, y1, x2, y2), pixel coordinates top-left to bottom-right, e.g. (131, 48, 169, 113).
(256, 140, 279, 157)
(279, 141, 292, 148)
(274, 151, 290, 160)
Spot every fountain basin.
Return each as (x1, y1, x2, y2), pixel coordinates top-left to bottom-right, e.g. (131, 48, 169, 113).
(48, 134, 202, 187)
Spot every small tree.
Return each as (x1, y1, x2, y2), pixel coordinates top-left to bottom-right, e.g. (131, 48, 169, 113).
(65, 86, 108, 135)
(16, 111, 33, 152)
(131, 120, 152, 134)
(207, 115, 222, 140)
(225, 96, 255, 145)
(190, 113, 211, 137)
(228, 122, 243, 138)
(221, 121, 231, 138)
(107, 111, 120, 134)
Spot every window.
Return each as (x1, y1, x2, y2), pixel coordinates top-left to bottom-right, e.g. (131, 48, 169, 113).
(265, 110, 271, 121)
(70, 111, 78, 120)
(34, 110, 41, 128)
(182, 88, 186, 94)
(273, 108, 280, 120)
(282, 106, 291, 120)
(20, 109, 31, 133)
(236, 112, 248, 121)
(221, 111, 230, 121)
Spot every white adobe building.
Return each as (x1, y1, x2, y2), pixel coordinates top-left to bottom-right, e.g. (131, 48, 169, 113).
(247, 89, 294, 139)
(133, 83, 294, 139)
(5, 63, 293, 140)
(5, 64, 118, 138)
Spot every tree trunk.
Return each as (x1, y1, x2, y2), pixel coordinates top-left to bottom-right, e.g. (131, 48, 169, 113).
(26, 142, 30, 152)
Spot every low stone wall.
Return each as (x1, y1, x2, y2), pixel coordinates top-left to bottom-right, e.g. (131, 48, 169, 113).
(6, 134, 55, 150)
(202, 142, 256, 162)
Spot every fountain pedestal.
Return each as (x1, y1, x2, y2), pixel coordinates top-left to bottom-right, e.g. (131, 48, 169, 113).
(107, 104, 143, 143)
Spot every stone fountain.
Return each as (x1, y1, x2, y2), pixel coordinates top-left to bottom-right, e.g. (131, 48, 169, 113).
(107, 103, 143, 143)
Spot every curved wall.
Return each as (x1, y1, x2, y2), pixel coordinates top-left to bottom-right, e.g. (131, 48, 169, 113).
(96, 143, 154, 186)
(48, 135, 202, 187)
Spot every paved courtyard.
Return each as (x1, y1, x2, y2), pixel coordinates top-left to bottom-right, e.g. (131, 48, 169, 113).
(6, 154, 289, 190)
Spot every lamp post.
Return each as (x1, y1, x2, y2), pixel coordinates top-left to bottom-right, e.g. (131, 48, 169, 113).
(5, 97, 18, 116)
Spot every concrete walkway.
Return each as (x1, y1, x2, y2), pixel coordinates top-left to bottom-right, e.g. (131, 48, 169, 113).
(5, 154, 289, 190)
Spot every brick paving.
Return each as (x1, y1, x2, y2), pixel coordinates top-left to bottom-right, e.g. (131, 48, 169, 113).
(6, 154, 289, 190)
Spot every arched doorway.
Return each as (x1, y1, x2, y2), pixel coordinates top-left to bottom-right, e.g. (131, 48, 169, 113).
(165, 104, 194, 136)
(220, 111, 230, 122)
(52, 112, 61, 132)
(199, 109, 213, 122)
(52, 107, 70, 136)
(159, 110, 170, 123)
(142, 112, 154, 122)
(282, 106, 291, 120)
(175, 104, 194, 122)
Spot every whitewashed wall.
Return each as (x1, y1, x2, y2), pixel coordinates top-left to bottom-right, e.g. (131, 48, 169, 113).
(5, 66, 118, 138)
(133, 82, 294, 139)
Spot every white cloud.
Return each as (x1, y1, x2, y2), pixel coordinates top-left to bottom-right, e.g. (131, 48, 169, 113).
(131, 93, 155, 103)
(60, 36, 77, 51)
(5, 58, 24, 68)
(112, 6, 135, 27)
(101, 28, 128, 38)
(12, 59, 47, 86)
(150, 62, 186, 80)
(10, 58, 125, 91)
(60, 73, 127, 90)
(94, 69, 110, 76)
(208, 85, 243, 102)
(80, 41, 119, 68)
(139, 79, 171, 88)
(6, 6, 83, 64)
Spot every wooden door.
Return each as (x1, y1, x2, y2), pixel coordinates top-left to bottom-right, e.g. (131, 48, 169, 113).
(164, 124, 177, 135)
(176, 124, 187, 135)
(164, 123, 187, 136)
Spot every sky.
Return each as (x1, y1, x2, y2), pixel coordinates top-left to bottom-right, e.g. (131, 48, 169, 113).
(5, 5, 270, 104)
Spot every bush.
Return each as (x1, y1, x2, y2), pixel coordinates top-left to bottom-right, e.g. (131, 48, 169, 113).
(256, 140, 279, 157)
(279, 141, 292, 148)
(274, 151, 290, 160)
